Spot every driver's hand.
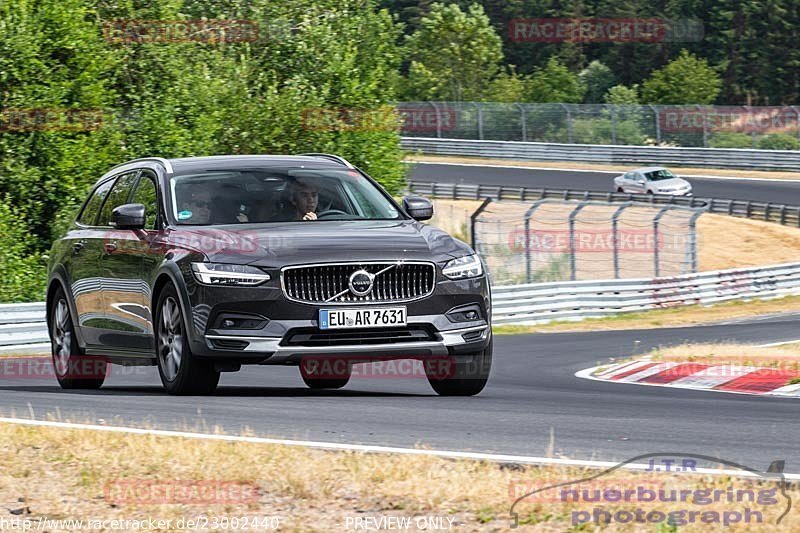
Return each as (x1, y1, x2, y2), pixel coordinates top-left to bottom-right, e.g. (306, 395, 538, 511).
(303, 212, 317, 221)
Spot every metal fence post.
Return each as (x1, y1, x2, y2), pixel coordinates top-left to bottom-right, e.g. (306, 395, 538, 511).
(559, 104, 573, 144)
(431, 101, 442, 138)
(687, 209, 705, 273)
(611, 202, 632, 278)
(568, 202, 590, 281)
(523, 200, 548, 283)
(470, 197, 493, 251)
(516, 103, 527, 142)
(650, 105, 662, 144)
(699, 105, 709, 147)
(475, 102, 484, 140)
(653, 206, 672, 277)
(611, 105, 618, 144)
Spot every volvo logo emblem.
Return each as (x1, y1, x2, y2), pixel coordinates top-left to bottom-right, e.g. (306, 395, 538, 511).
(348, 269, 374, 296)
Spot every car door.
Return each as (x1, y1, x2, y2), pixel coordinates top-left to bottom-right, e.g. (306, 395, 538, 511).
(631, 172, 647, 193)
(94, 171, 150, 349)
(67, 177, 118, 345)
(129, 170, 163, 342)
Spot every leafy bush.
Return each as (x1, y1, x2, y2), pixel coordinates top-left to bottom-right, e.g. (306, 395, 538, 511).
(0, 202, 46, 302)
(756, 134, 800, 151)
(570, 118, 647, 146)
(708, 132, 753, 148)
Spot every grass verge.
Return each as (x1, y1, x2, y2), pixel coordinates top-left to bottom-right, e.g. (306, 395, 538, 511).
(0, 421, 796, 531)
(493, 295, 800, 335)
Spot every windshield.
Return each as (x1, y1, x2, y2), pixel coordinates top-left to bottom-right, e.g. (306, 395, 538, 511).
(169, 168, 402, 225)
(645, 169, 677, 181)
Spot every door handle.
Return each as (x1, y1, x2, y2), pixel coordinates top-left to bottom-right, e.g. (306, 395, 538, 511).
(104, 241, 118, 253)
(72, 241, 86, 253)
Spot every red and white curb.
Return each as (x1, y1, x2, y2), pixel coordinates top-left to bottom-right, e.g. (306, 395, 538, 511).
(576, 358, 800, 397)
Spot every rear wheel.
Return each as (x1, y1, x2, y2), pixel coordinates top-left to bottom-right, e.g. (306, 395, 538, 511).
(426, 338, 492, 396)
(300, 357, 351, 389)
(155, 284, 219, 395)
(49, 289, 106, 389)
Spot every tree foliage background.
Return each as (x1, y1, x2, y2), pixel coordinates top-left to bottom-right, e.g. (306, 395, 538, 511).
(1, 0, 799, 301)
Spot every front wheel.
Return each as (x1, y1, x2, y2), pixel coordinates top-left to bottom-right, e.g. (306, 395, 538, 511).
(155, 285, 220, 395)
(426, 338, 492, 396)
(49, 289, 106, 389)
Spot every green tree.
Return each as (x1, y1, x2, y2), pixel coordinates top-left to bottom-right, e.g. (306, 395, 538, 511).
(525, 57, 585, 103)
(641, 50, 722, 104)
(482, 67, 527, 102)
(604, 85, 639, 105)
(402, 3, 504, 101)
(579, 61, 616, 103)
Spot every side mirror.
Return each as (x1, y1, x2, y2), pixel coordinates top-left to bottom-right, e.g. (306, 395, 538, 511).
(111, 203, 146, 230)
(403, 195, 434, 221)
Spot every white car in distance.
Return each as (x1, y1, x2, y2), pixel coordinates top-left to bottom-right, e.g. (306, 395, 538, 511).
(613, 167, 692, 196)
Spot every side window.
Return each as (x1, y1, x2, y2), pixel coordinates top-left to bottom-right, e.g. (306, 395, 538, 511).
(97, 172, 139, 227)
(78, 179, 116, 226)
(131, 174, 158, 229)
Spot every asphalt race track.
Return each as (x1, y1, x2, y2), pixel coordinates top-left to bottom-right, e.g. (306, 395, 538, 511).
(408, 162, 800, 205)
(4, 315, 800, 470)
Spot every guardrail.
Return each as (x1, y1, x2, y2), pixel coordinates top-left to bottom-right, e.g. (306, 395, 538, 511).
(401, 137, 800, 172)
(0, 303, 48, 355)
(4, 261, 800, 350)
(491, 261, 800, 325)
(408, 180, 800, 227)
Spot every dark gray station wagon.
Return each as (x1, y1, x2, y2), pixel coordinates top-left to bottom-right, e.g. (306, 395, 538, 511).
(46, 154, 492, 395)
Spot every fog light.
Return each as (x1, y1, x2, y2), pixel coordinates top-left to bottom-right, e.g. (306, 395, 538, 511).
(446, 304, 483, 323)
(213, 313, 268, 330)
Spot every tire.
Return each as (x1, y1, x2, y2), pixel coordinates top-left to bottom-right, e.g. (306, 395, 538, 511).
(49, 288, 106, 389)
(426, 338, 492, 396)
(300, 357, 351, 389)
(155, 284, 219, 395)
(616, 187, 624, 193)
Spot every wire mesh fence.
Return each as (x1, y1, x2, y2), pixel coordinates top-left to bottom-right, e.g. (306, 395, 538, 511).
(397, 102, 800, 148)
(472, 199, 703, 285)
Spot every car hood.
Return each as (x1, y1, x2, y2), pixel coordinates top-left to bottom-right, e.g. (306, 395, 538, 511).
(653, 177, 690, 189)
(168, 220, 473, 266)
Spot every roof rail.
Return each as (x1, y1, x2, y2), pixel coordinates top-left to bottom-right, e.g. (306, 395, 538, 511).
(298, 153, 355, 169)
(108, 157, 174, 175)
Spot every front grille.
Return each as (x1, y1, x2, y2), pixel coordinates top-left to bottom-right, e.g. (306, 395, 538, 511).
(282, 262, 435, 304)
(283, 326, 437, 347)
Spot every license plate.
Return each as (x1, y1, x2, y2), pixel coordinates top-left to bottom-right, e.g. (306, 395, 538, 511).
(319, 307, 407, 330)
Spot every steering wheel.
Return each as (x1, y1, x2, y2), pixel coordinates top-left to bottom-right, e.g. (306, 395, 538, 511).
(315, 209, 350, 219)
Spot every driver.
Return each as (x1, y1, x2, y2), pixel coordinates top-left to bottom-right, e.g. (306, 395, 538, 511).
(288, 178, 319, 221)
(180, 186, 213, 224)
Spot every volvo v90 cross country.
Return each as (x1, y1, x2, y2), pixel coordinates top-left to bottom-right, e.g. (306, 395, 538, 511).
(46, 154, 492, 396)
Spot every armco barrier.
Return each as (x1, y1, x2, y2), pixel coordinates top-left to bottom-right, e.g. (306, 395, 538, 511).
(407, 181, 800, 227)
(4, 261, 800, 351)
(491, 261, 800, 325)
(401, 137, 800, 172)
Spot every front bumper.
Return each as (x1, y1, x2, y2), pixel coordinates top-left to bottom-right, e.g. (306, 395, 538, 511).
(180, 270, 492, 364)
(205, 324, 490, 364)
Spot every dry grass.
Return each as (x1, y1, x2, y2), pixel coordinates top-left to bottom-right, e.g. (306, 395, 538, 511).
(407, 155, 800, 181)
(0, 421, 797, 531)
(493, 295, 800, 334)
(645, 342, 800, 371)
(697, 214, 800, 270)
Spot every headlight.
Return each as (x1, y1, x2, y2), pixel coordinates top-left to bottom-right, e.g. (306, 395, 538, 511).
(442, 254, 484, 280)
(191, 263, 271, 286)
